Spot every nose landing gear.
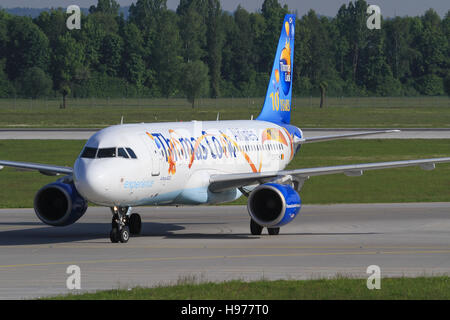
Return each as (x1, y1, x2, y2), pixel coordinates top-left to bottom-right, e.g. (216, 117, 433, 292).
(110, 206, 141, 243)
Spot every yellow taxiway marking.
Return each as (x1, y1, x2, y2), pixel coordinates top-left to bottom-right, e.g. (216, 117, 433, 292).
(1, 249, 450, 269)
(2, 244, 450, 250)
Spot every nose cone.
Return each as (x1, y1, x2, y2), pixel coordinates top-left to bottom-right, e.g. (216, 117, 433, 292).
(74, 158, 112, 205)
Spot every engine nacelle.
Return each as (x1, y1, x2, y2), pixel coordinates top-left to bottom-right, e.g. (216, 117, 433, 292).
(247, 183, 301, 227)
(34, 181, 88, 226)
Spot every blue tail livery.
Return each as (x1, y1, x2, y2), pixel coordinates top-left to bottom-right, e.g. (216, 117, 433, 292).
(257, 14, 296, 125)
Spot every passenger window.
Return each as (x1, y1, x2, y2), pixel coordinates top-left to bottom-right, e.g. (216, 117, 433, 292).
(126, 148, 137, 159)
(81, 147, 97, 159)
(118, 148, 129, 158)
(97, 148, 116, 158)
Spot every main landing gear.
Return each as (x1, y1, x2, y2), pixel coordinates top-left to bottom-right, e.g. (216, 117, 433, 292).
(110, 206, 142, 243)
(250, 219, 280, 236)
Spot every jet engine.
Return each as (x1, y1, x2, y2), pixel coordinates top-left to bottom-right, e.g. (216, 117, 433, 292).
(34, 181, 88, 226)
(247, 183, 301, 227)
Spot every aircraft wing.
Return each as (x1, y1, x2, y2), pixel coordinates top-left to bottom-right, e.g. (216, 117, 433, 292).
(0, 160, 73, 176)
(209, 157, 450, 192)
(298, 129, 401, 144)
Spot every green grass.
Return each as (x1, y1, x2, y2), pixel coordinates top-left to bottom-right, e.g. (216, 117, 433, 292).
(0, 96, 449, 128)
(0, 139, 449, 208)
(45, 277, 450, 300)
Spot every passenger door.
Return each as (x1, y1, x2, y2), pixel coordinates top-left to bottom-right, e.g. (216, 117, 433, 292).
(139, 134, 161, 176)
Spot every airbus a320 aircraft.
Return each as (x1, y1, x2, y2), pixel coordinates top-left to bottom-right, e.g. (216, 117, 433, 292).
(1, 15, 449, 243)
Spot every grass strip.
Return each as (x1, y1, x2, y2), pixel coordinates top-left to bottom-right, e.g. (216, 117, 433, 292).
(0, 97, 449, 128)
(45, 277, 450, 300)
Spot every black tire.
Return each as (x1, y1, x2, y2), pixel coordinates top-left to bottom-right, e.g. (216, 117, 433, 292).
(110, 227, 119, 243)
(250, 219, 263, 235)
(119, 226, 130, 243)
(128, 213, 142, 235)
(268, 227, 280, 235)
(112, 218, 118, 229)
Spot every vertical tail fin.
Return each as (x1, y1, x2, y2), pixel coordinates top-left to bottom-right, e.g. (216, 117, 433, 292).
(257, 14, 296, 124)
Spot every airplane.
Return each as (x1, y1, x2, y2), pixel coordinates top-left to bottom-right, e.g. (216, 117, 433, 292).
(1, 14, 449, 243)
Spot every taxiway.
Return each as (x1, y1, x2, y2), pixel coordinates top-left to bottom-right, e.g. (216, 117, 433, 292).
(0, 203, 449, 299)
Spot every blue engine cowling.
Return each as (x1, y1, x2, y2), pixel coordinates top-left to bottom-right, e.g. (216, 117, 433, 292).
(247, 183, 301, 228)
(34, 181, 88, 226)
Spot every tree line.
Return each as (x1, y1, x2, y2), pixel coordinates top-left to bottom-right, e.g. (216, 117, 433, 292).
(0, 0, 449, 105)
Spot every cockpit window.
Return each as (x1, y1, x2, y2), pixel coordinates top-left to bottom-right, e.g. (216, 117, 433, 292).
(97, 148, 117, 158)
(118, 148, 129, 159)
(126, 148, 137, 159)
(80, 147, 136, 159)
(81, 147, 97, 159)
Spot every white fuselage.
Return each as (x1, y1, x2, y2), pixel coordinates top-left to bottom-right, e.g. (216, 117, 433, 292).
(73, 120, 300, 207)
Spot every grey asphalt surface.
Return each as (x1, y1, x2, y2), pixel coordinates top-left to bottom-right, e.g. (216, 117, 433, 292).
(0, 203, 449, 299)
(0, 128, 449, 140)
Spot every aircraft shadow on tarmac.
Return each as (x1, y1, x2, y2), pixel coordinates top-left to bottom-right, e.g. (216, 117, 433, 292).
(0, 222, 184, 246)
(165, 232, 381, 240)
(0, 221, 382, 245)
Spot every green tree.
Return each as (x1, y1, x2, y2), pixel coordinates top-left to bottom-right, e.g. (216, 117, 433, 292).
(260, 0, 289, 74)
(178, 4, 206, 62)
(180, 60, 209, 108)
(121, 23, 145, 89)
(336, 0, 369, 83)
(80, 14, 107, 73)
(5, 16, 50, 80)
(0, 59, 14, 98)
(89, 0, 120, 15)
(205, 0, 224, 98)
(34, 9, 68, 47)
(411, 9, 447, 94)
(59, 85, 71, 109)
(19, 67, 53, 99)
(0, 11, 12, 97)
(51, 33, 84, 94)
(99, 33, 123, 77)
(319, 81, 328, 108)
(153, 10, 182, 97)
(219, 13, 237, 96)
(417, 74, 444, 95)
(0, 10, 9, 52)
(129, 0, 168, 93)
(444, 73, 450, 96)
(294, 16, 312, 96)
(384, 17, 413, 81)
(303, 11, 333, 87)
(359, 21, 401, 95)
(231, 7, 253, 93)
(249, 12, 266, 75)
(419, 9, 447, 76)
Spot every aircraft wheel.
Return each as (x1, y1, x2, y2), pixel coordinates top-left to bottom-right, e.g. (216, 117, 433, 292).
(128, 213, 142, 235)
(250, 219, 263, 235)
(268, 227, 280, 235)
(110, 227, 120, 243)
(112, 218, 118, 229)
(119, 226, 130, 243)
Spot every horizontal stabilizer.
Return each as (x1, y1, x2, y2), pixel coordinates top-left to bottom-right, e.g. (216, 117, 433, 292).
(298, 130, 401, 144)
